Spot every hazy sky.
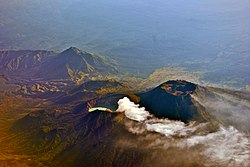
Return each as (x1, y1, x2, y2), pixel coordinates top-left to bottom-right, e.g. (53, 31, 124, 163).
(0, 0, 250, 85)
(1, 0, 249, 50)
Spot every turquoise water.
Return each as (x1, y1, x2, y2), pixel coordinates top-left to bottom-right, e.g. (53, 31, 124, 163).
(89, 107, 109, 112)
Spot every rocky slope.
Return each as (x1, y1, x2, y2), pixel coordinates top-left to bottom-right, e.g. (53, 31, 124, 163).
(5, 80, 250, 167)
(0, 47, 118, 83)
(36, 47, 118, 82)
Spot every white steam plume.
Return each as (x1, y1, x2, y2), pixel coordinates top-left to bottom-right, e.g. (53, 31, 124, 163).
(116, 97, 151, 122)
(146, 119, 198, 137)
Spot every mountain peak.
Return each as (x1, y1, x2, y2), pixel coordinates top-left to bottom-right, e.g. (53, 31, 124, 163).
(159, 80, 196, 96)
(139, 80, 200, 122)
(62, 47, 86, 55)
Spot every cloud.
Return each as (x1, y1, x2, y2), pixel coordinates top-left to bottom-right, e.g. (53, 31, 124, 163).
(116, 97, 151, 122)
(184, 126, 250, 167)
(191, 87, 250, 131)
(145, 119, 198, 137)
(116, 96, 250, 167)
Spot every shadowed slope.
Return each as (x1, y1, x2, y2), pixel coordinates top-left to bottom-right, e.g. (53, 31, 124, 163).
(36, 47, 118, 81)
(139, 80, 205, 122)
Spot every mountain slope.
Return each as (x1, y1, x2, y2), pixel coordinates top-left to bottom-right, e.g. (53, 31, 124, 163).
(51, 80, 129, 105)
(8, 80, 250, 167)
(0, 49, 55, 76)
(0, 47, 118, 83)
(11, 107, 146, 166)
(139, 80, 209, 122)
(36, 47, 118, 82)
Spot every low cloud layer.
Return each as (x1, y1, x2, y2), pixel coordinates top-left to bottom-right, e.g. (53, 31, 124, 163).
(116, 96, 250, 167)
(192, 87, 250, 131)
(146, 119, 198, 137)
(184, 126, 250, 167)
